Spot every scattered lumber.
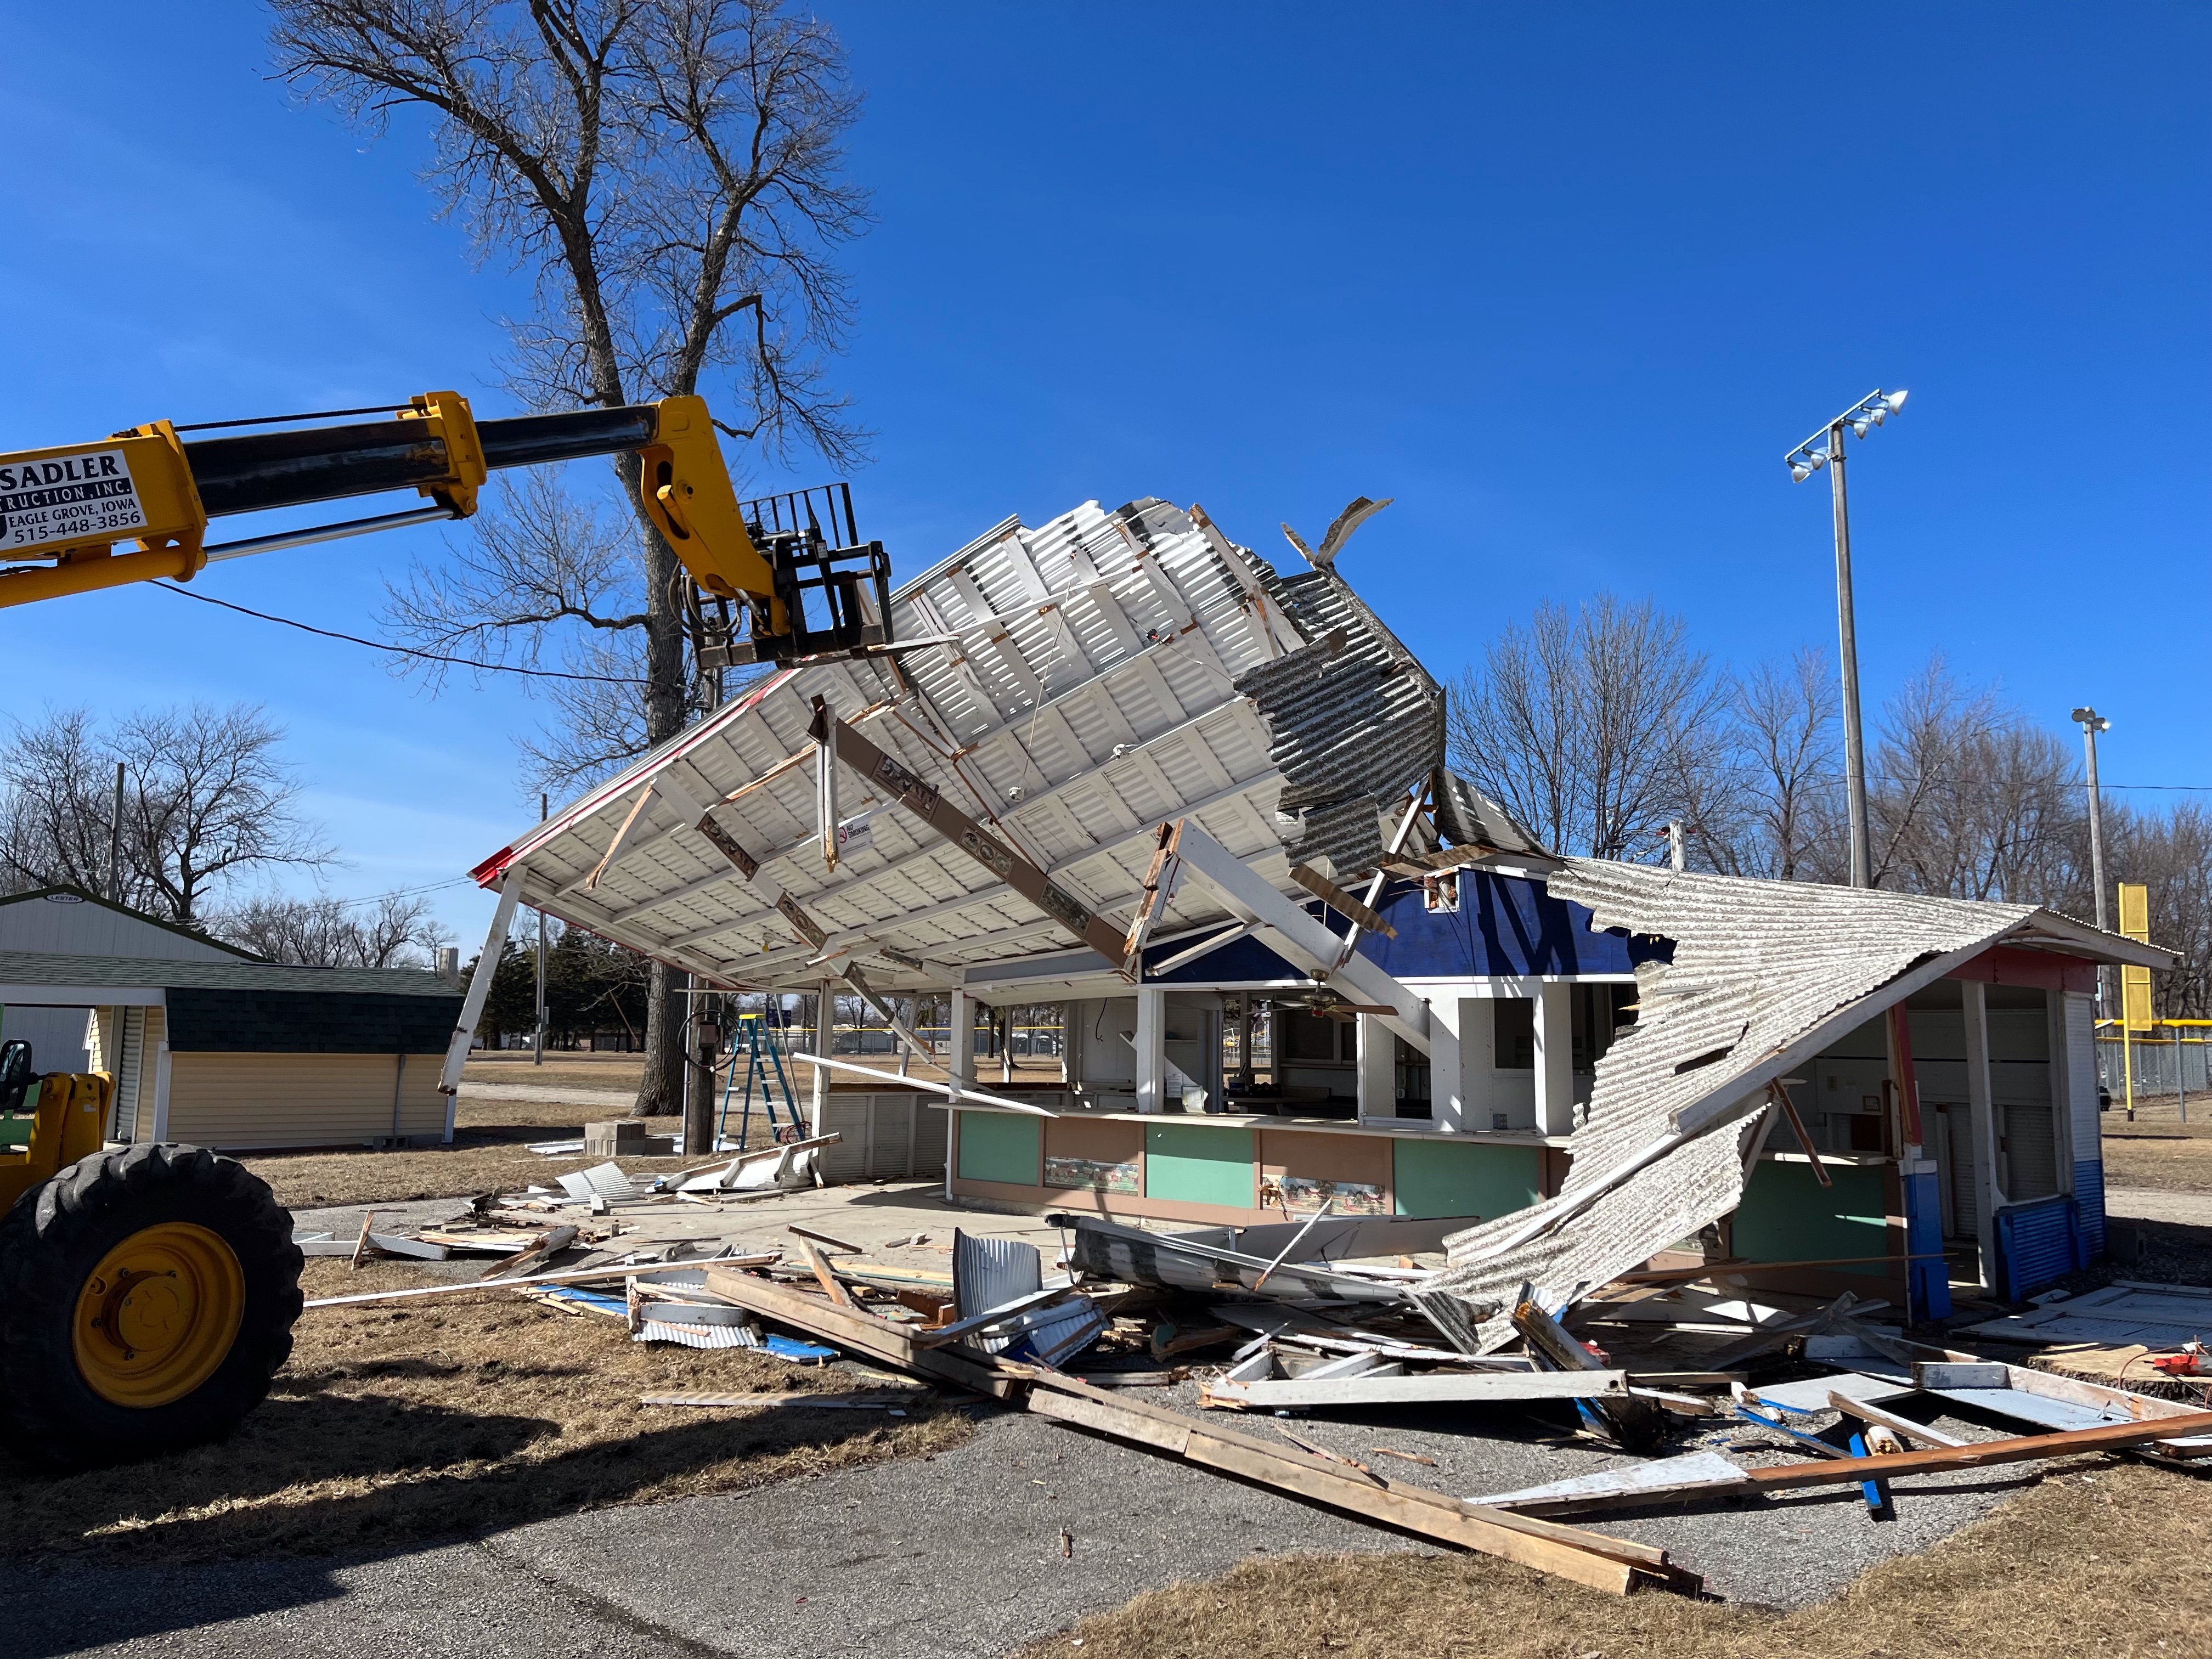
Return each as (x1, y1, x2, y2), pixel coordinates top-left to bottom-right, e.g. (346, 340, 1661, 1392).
(349, 1209, 378, 1269)
(1017, 1368, 1699, 1596)
(698, 1263, 1017, 1398)
(796, 1239, 859, 1311)
(1740, 1409, 2212, 1494)
(1513, 1299, 1666, 1453)
(789, 1224, 865, 1254)
(480, 1224, 579, 1280)
(1471, 1408, 2212, 1517)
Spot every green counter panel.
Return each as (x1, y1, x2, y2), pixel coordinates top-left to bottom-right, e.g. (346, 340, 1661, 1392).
(1734, 1161, 1890, 1274)
(1392, 1138, 1542, 1221)
(1144, 1122, 1256, 1207)
(956, 1109, 1042, 1186)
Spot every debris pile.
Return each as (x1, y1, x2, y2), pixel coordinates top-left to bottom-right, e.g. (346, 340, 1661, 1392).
(297, 1173, 2212, 1599)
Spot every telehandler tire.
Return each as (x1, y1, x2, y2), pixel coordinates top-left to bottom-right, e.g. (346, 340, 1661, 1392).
(0, 1143, 302, 1468)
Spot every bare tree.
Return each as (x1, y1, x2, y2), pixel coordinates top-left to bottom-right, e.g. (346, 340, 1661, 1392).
(1, 704, 334, 926)
(0, 708, 122, 901)
(2109, 802, 2212, 1017)
(217, 891, 452, 968)
(1447, 595, 1729, 860)
(272, 0, 871, 1114)
(383, 470, 657, 791)
(1865, 658, 2085, 905)
(1699, 648, 1843, 879)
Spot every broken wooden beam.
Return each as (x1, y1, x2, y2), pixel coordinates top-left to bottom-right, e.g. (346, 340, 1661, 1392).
(1018, 1369, 1696, 1595)
(1740, 1409, 2212, 1493)
(699, 1263, 1015, 1397)
(1512, 1299, 1666, 1453)
(1290, 863, 1398, 938)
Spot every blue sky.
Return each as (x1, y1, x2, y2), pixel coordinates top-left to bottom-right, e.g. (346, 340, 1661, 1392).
(1, 3, 2204, 951)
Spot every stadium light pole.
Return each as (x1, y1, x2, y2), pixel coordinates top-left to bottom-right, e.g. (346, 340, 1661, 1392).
(1787, 387, 1910, 888)
(2072, 707, 2112, 1012)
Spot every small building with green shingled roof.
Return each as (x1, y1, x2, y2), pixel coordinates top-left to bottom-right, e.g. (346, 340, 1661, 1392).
(0, 949, 464, 1150)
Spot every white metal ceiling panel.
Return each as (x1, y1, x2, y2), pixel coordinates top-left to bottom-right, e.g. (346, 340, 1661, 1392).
(466, 494, 1415, 992)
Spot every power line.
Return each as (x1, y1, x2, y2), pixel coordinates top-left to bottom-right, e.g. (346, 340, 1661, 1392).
(151, 582, 650, 685)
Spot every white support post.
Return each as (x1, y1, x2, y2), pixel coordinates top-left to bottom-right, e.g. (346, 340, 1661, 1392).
(1135, 986, 1167, 1114)
(1534, 980, 1576, 1137)
(810, 977, 833, 1137)
(1356, 1013, 1394, 1120)
(1962, 979, 2001, 1289)
(949, 987, 974, 1104)
(150, 1039, 172, 1143)
(1431, 1000, 1466, 1132)
(1454, 994, 1492, 1133)
(2046, 990, 2075, 1196)
(437, 871, 524, 1137)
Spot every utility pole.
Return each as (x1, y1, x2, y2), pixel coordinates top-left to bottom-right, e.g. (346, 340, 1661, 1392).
(1787, 388, 1909, 889)
(1827, 422, 1870, 889)
(106, 761, 124, 904)
(2072, 708, 2112, 1012)
(534, 792, 548, 1065)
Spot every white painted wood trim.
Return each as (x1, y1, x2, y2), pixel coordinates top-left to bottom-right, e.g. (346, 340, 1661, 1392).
(150, 1037, 172, 1143)
(1962, 979, 2000, 1288)
(439, 870, 523, 1103)
(1534, 980, 1576, 1137)
(1135, 986, 1167, 1114)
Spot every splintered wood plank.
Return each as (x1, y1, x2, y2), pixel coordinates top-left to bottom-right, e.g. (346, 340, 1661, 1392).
(1018, 1369, 1686, 1595)
(1742, 1409, 2212, 1493)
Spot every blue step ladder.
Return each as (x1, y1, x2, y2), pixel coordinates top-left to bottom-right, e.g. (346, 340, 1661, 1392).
(719, 1009, 803, 1152)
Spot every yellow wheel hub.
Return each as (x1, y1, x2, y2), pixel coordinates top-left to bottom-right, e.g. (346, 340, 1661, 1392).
(71, 1222, 244, 1408)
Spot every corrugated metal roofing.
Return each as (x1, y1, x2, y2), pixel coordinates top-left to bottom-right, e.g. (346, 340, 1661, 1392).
(472, 496, 1388, 991)
(473, 491, 1542, 991)
(1420, 863, 2059, 1350)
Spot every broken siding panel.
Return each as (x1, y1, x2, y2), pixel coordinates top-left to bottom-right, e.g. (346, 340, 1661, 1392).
(164, 1052, 448, 1149)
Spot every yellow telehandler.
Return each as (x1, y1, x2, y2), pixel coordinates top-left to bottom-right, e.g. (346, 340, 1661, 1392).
(0, 390, 894, 1464)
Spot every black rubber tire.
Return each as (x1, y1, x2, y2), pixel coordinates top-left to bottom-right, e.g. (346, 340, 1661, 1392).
(0, 1143, 303, 1469)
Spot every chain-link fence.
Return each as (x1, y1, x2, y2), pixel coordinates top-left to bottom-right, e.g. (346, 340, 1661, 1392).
(2096, 1029, 2211, 1108)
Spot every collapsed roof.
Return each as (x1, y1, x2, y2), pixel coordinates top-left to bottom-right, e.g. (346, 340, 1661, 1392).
(469, 494, 1533, 992)
(466, 489, 2173, 1338)
(1414, 861, 2175, 1352)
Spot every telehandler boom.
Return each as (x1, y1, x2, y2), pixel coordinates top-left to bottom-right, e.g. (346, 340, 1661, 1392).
(0, 390, 900, 1466)
(0, 390, 893, 665)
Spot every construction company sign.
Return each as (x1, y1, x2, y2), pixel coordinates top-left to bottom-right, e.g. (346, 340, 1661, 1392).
(0, 448, 148, 554)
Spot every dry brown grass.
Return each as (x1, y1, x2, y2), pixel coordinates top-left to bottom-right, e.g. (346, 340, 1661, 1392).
(1017, 1458, 2212, 1659)
(2102, 1120, 2212, 1195)
(235, 1065, 727, 1209)
(0, 1257, 971, 1565)
(462, 1052, 647, 1093)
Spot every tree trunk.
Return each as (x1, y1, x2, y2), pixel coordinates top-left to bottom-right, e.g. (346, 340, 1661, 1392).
(634, 963, 689, 1116)
(619, 447, 695, 1119)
